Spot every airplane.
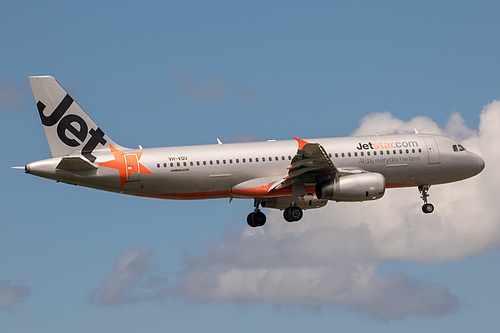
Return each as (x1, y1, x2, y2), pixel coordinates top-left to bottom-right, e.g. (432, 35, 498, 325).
(22, 76, 485, 227)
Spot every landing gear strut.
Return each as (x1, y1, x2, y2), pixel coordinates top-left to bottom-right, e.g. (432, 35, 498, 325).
(283, 205, 303, 222)
(419, 185, 434, 214)
(247, 199, 266, 227)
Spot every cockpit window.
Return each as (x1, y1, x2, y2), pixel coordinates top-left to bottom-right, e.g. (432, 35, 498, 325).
(453, 144, 466, 152)
(458, 144, 466, 151)
(453, 145, 458, 152)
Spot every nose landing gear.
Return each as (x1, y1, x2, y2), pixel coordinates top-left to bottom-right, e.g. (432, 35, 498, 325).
(419, 185, 434, 214)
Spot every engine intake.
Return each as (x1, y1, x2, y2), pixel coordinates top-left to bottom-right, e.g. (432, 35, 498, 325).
(316, 173, 386, 202)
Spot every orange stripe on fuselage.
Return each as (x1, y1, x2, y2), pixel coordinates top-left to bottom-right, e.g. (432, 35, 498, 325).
(386, 183, 417, 188)
(138, 190, 230, 200)
(135, 184, 416, 200)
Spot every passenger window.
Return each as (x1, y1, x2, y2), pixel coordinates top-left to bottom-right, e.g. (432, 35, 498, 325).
(373, 151, 377, 156)
(367, 152, 370, 156)
(203, 161, 206, 165)
(387, 150, 390, 155)
(249, 158, 253, 162)
(335, 153, 339, 158)
(361, 152, 364, 157)
(380, 151, 383, 155)
(399, 150, 403, 154)
(341, 153, 345, 157)
(163, 163, 167, 167)
(216, 160, 219, 164)
(288, 156, 292, 160)
(196, 161, 200, 166)
(418, 148, 422, 153)
(177, 162, 180, 167)
(242, 158, 246, 163)
(275, 156, 278, 161)
(170, 163, 174, 167)
(405, 149, 409, 154)
(329, 153, 332, 158)
(262, 157, 265, 162)
(412, 149, 415, 153)
(223, 160, 226, 164)
(183, 162, 187, 166)
(255, 158, 258, 162)
(210, 161, 213, 165)
(354, 152, 358, 157)
(282, 156, 285, 160)
(269, 157, 272, 161)
(393, 150, 397, 154)
(157, 163, 160, 168)
(236, 159, 239, 163)
(229, 159, 233, 164)
(348, 152, 351, 157)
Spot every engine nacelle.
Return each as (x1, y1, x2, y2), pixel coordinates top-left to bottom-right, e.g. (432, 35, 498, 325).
(315, 173, 386, 202)
(262, 195, 328, 210)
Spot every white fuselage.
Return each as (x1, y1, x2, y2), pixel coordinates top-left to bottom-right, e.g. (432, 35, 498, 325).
(27, 133, 485, 200)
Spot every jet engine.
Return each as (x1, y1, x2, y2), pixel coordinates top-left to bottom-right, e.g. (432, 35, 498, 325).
(315, 173, 386, 202)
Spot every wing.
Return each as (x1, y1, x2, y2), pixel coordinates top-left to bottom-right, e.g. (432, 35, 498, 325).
(268, 137, 337, 192)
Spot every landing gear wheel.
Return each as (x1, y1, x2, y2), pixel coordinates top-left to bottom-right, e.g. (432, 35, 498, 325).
(247, 211, 266, 227)
(284, 206, 303, 222)
(418, 185, 435, 214)
(247, 212, 256, 227)
(422, 203, 434, 214)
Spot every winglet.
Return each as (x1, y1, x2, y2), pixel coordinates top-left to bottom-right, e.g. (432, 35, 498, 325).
(294, 137, 309, 150)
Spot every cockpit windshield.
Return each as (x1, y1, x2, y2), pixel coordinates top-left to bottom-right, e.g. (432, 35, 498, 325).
(452, 144, 466, 152)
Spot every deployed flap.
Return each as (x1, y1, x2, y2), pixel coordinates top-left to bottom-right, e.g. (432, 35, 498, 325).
(269, 137, 337, 192)
(56, 156, 97, 171)
(230, 176, 287, 197)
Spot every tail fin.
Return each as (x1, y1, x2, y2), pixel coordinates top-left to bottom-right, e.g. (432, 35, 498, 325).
(29, 76, 126, 162)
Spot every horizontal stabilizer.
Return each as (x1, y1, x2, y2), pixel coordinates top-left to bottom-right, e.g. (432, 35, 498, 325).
(56, 156, 97, 171)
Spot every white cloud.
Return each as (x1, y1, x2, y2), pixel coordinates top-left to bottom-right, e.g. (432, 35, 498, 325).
(172, 67, 227, 103)
(0, 74, 28, 111)
(352, 111, 443, 136)
(167, 102, 500, 319)
(89, 247, 168, 306)
(0, 279, 30, 311)
(235, 84, 267, 106)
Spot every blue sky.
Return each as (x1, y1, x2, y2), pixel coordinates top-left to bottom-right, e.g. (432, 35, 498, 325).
(1, 0, 500, 332)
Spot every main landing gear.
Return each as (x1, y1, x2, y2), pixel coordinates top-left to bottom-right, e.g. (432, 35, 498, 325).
(283, 205, 303, 222)
(247, 199, 266, 228)
(247, 200, 305, 227)
(419, 185, 434, 214)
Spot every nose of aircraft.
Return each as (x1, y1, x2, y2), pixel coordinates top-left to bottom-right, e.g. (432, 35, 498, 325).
(470, 153, 485, 176)
(477, 154, 485, 173)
